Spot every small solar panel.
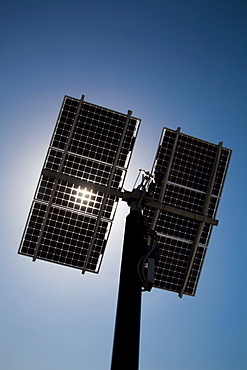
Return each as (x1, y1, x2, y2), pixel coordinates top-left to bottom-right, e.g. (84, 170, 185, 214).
(19, 95, 140, 273)
(143, 127, 231, 296)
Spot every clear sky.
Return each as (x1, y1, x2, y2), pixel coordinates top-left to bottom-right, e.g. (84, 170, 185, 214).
(1, 1, 246, 369)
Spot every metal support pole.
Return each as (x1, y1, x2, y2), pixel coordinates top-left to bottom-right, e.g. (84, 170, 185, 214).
(110, 208, 146, 370)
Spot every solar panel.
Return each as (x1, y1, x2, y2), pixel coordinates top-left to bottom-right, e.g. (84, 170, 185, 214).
(19, 95, 140, 273)
(143, 127, 231, 296)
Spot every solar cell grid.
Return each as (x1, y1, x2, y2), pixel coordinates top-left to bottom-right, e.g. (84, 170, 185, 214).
(169, 137, 217, 192)
(212, 148, 231, 196)
(61, 154, 124, 188)
(53, 182, 102, 215)
(20, 202, 48, 257)
(44, 149, 63, 172)
(143, 127, 231, 296)
(49, 97, 139, 185)
(36, 176, 55, 202)
(21, 201, 111, 272)
(154, 236, 192, 292)
(200, 223, 212, 245)
(154, 182, 219, 222)
(144, 208, 212, 248)
(51, 181, 118, 220)
(68, 103, 131, 166)
(163, 183, 205, 214)
(51, 98, 79, 150)
(156, 212, 199, 242)
(38, 207, 109, 271)
(19, 95, 140, 273)
(183, 246, 206, 295)
(19, 98, 230, 297)
(207, 196, 219, 218)
(152, 235, 207, 295)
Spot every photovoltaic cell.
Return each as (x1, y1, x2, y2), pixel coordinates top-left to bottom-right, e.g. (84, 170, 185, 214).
(19, 95, 140, 273)
(153, 235, 206, 295)
(143, 127, 231, 296)
(20, 202, 108, 271)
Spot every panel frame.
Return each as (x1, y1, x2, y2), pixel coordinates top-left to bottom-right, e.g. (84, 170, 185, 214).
(144, 127, 232, 296)
(19, 95, 141, 274)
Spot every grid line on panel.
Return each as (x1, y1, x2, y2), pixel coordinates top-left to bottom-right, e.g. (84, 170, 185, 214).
(153, 130, 231, 200)
(51, 97, 80, 150)
(86, 220, 110, 272)
(200, 223, 212, 245)
(48, 98, 139, 195)
(62, 153, 124, 189)
(68, 102, 132, 166)
(19, 200, 112, 272)
(207, 196, 219, 218)
(155, 211, 199, 243)
(38, 207, 95, 267)
(53, 180, 104, 217)
(212, 148, 232, 196)
(162, 181, 219, 219)
(63, 154, 111, 185)
(44, 149, 63, 172)
(80, 109, 136, 272)
(35, 206, 110, 272)
(169, 135, 217, 193)
(118, 117, 138, 168)
(19, 95, 141, 275)
(152, 130, 176, 201)
(53, 180, 118, 220)
(19, 202, 49, 258)
(177, 141, 222, 298)
(36, 176, 119, 222)
(163, 183, 205, 214)
(36, 176, 56, 203)
(147, 130, 231, 236)
(153, 236, 192, 293)
(44, 148, 126, 191)
(143, 128, 232, 296)
(153, 236, 206, 295)
(184, 246, 206, 296)
(31, 97, 85, 262)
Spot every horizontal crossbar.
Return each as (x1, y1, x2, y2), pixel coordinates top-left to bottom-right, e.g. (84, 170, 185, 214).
(42, 169, 218, 226)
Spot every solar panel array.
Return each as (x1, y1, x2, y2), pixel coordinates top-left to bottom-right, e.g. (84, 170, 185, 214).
(143, 127, 231, 296)
(19, 95, 140, 273)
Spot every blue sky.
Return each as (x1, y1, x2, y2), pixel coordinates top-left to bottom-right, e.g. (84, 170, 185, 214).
(1, 1, 246, 369)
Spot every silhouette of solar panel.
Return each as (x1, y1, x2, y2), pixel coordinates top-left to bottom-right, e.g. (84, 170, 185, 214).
(143, 127, 231, 296)
(19, 95, 140, 273)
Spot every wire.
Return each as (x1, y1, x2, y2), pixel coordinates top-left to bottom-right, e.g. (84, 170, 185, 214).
(137, 227, 158, 291)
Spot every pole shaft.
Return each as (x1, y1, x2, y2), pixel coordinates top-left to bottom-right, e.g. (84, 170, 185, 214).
(111, 210, 146, 370)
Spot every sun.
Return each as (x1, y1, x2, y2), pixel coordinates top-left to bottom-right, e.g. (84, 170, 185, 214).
(69, 185, 101, 213)
(74, 187, 94, 203)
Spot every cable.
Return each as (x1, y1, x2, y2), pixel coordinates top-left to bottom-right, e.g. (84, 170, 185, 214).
(137, 227, 158, 291)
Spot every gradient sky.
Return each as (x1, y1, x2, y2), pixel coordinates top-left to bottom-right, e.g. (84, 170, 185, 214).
(1, 1, 246, 369)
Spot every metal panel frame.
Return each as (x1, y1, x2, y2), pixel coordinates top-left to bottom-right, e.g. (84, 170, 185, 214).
(19, 95, 140, 274)
(144, 127, 232, 296)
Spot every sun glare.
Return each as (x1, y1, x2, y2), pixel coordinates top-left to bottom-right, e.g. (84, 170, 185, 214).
(72, 186, 94, 205)
(69, 186, 102, 213)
